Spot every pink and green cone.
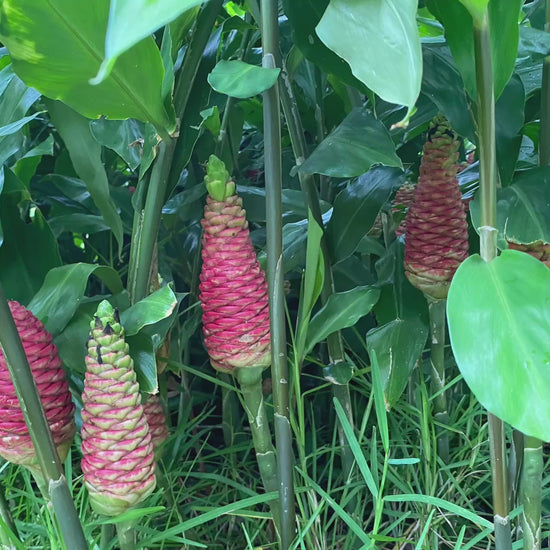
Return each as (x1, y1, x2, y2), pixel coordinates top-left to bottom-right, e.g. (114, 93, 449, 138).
(199, 155, 271, 373)
(393, 182, 416, 238)
(142, 395, 169, 451)
(404, 117, 469, 300)
(81, 300, 156, 516)
(0, 301, 75, 471)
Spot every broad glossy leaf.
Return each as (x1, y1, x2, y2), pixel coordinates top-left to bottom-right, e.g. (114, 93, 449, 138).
(0, 0, 174, 132)
(421, 44, 475, 142)
(28, 263, 123, 335)
(121, 286, 178, 337)
(300, 108, 402, 177)
(470, 168, 550, 249)
(426, 0, 522, 100)
(90, 119, 148, 171)
(126, 333, 158, 394)
(316, 0, 421, 115)
(97, 0, 204, 82)
(305, 286, 380, 356)
(327, 167, 403, 263)
(0, 169, 61, 304)
(282, 0, 368, 93)
(46, 100, 124, 253)
(447, 251, 550, 441)
(495, 74, 524, 185)
(459, 0, 489, 22)
(208, 61, 280, 99)
(367, 318, 428, 410)
(518, 26, 550, 60)
(49, 214, 110, 237)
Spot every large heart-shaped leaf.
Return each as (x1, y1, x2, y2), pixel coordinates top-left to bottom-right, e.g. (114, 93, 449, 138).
(447, 251, 550, 441)
(96, 0, 203, 81)
(367, 318, 428, 410)
(300, 108, 402, 177)
(0, 0, 174, 132)
(208, 61, 281, 99)
(305, 286, 380, 356)
(327, 167, 403, 263)
(316, 0, 422, 116)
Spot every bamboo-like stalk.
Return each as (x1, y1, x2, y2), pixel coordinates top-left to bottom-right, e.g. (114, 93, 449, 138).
(427, 298, 449, 462)
(235, 367, 281, 536)
(472, 11, 512, 549)
(539, 0, 550, 166)
(520, 435, 542, 549)
(278, 58, 357, 500)
(260, 1, 296, 546)
(116, 520, 136, 550)
(0, 284, 87, 549)
(100, 523, 115, 550)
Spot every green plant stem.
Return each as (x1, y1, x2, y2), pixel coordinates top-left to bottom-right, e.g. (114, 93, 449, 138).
(520, 435, 542, 549)
(0, 487, 17, 549)
(235, 367, 281, 538)
(540, 0, 550, 166)
(127, 138, 176, 304)
(100, 523, 115, 550)
(0, 284, 87, 549)
(261, 1, 296, 547)
(115, 520, 136, 550)
(473, 11, 512, 550)
(278, 56, 357, 502)
(427, 298, 449, 463)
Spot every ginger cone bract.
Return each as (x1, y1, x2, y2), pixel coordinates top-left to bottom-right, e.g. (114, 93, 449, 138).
(142, 395, 169, 451)
(404, 118, 469, 300)
(81, 300, 156, 516)
(199, 155, 271, 373)
(0, 301, 75, 469)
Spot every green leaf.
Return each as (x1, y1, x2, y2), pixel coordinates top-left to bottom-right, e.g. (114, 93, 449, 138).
(305, 286, 380, 355)
(300, 108, 402, 177)
(447, 250, 550, 441)
(295, 212, 325, 363)
(0, 169, 61, 304)
(327, 167, 402, 263)
(208, 60, 281, 99)
(282, 0, 368, 93)
(46, 100, 124, 253)
(459, 0, 489, 23)
(0, 0, 174, 132)
(426, 0, 522, 100)
(28, 263, 123, 335)
(121, 286, 178, 337)
(89, 119, 148, 171)
(367, 318, 428, 410)
(48, 214, 110, 237)
(316, 0, 422, 115)
(97, 0, 204, 82)
(370, 350, 389, 454)
(126, 333, 158, 394)
(200, 106, 221, 138)
(470, 168, 550, 249)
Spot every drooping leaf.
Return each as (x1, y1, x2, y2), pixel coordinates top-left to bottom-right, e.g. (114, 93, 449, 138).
(126, 333, 158, 394)
(90, 119, 149, 171)
(367, 318, 428, 410)
(208, 60, 281, 99)
(46, 100, 124, 253)
(0, 169, 61, 304)
(48, 214, 111, 237)
(316, 0, 422, 115)
(300, 108, 402, 177)
(295, 213, 325, 363)
(96, 0, 204, 82)
(447, 251, 550, 441)
(0, 0, 174, 132)
(282, 0, 368, 93)
(426, 0, 523, 100)
(28, 263, 123, 335)
(305, 286, 380, 356)
(327, 167, 403, 263)
(121, 286, 178, 337)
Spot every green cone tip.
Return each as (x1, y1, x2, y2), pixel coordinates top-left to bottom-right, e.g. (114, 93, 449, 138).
(204, 154, 235, 201)
(92, 300, 119, 331)
(428, 115, 456, 142)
